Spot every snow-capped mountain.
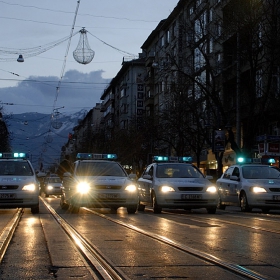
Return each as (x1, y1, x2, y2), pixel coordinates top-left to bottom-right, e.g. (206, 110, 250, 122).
(5, 110, 87, 171)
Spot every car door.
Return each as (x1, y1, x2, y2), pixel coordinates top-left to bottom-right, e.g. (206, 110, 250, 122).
(217, 167, 234, 204)
(138, 165, 154, 204)
(227, 166, 240, 205)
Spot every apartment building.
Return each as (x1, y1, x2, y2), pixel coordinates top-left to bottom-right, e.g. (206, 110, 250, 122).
(64, 0, 280, 174)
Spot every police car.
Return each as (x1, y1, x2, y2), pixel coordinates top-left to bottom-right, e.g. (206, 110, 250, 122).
(60, 153, 138, 213)
(0, 152, 39, 214)
(216, 157, 280, 213)
(137, 156, 218, 214)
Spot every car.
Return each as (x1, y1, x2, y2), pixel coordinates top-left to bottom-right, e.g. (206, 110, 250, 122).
(60, 153, 139, 213)
(216, 157, 280, 213)
(0, 152, 39, 214)
(42, 176, 62, 197)
(137, 156, 218, 214)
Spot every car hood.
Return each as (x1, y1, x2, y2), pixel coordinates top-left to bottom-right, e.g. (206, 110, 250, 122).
(75, 176, 132, 185)
(244, 178, 280, 186)
(156, 178, 213, 186)
(0, 176, 36, 183)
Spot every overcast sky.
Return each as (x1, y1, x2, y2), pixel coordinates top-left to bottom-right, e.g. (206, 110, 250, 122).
(0, 0, 179, 115)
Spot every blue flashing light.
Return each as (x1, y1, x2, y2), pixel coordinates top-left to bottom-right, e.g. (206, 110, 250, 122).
(0, 152, 28, 159)
(153, 156, 169, 162)
(179, 156, 193, 163)
(268, 158, 276, 164)
(102, 154, 117, 160)
(76, 153, 93, 159)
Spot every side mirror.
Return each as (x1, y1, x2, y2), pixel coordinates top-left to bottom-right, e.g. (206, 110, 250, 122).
(63, 172, 72, 178)
(143, 174, 152, 180)
(230, 175, 239, 181)
(128, 173, 137, 180)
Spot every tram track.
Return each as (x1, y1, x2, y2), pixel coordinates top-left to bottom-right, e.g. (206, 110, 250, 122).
(155, 208, 280, 235)
(0, 201, 279, 280)
(83, 207, 275, 280)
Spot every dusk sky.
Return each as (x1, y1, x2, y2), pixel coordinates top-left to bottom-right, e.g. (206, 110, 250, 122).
(0, 0, 179, 115)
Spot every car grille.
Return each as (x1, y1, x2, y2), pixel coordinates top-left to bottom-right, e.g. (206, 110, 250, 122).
(264, 200, 280, 205)
(0, 185, 18, 190)
(177, 187, 204, 191)
(166, 199, 216, 204)
(269, 188, 280, 192)
(94, 185, 122, 190)
(0, 199, 23, 203)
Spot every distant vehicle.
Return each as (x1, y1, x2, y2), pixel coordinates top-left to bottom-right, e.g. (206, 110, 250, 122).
(0, 152, 39, 214)
(137, 156, 218, 214)
(42, 176, 62, 197)
(216, 157, 280, 213)
(60, 153, 138, 213)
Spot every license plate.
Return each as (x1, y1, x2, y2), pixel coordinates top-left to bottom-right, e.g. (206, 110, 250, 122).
(98, 193, 120, 199)
(181, 194, 202, 199)
(0, 193, 16, 199)
(273, 195, 280, 201)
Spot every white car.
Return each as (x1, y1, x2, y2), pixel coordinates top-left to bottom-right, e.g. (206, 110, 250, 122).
(60, 153, 138, 213)
(216, 158, 280, 213)
(137, 156, 218, 214)
(0, 152, 39, 214)
(43, 176, 62, 197)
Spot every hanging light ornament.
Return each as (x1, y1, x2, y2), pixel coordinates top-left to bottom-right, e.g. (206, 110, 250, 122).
(73, 28, 95, 64)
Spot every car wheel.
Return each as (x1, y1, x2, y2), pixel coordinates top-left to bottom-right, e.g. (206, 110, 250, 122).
(262, 208, 270, 214)
(60, 196, 69, 210)
(127, 205, 137, 214)
(240, 192, 252, 212)
(207, 207, 216, 214)
(138, 203, 145, 211)
(31, 205, 39, 214)
(217, 196, 226, 210)
(152, 193, 162, 214)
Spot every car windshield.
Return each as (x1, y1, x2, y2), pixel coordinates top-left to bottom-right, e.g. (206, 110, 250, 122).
(156, 164, 204, 178)
(0, 161, 33, 176)
(242, 166, 280, 179)
(76, 161, 127, 177)
(48, 177, 61, 183)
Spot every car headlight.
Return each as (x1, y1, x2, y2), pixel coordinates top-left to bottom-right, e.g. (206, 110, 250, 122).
(251, 186, 267, 193)
(47, 185, 54, 190)
(206, 186, 217, 193)
(125, 184, 137, 192)
(161, 186, 175, 192)
(77, 182, 90, 194)
(22, 184, 36, 191)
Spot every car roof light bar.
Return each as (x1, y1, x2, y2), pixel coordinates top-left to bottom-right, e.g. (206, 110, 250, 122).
(76, 153, 117, 160)
(0, 152, 28, 159)
(153, 156, 192, 163)
(237, 157, 275, 164)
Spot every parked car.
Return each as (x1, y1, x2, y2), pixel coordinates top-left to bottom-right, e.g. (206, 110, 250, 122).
(137, 156, 218, 214)
(43, 176, 62, 197)
(0, 152, 39, 214)
(216, 157, 280, 213)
